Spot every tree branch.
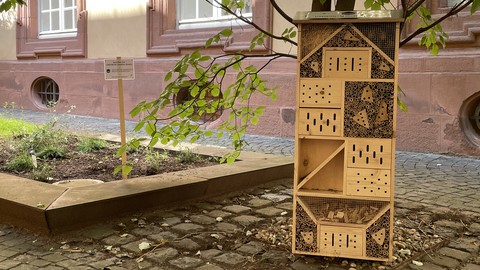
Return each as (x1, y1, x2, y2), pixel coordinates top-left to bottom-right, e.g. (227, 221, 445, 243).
(400, 0, 473, 47)
(207, 0, 297, 47)
(269, 0, 294, 25)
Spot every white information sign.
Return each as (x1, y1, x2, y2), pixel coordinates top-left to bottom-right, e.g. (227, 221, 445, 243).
(104, 58, 135, 80)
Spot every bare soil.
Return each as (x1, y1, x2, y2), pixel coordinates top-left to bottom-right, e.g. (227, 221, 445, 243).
(0, 136, 217, 183)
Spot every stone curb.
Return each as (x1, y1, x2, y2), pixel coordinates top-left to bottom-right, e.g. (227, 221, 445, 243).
(0, 137, 293, 234)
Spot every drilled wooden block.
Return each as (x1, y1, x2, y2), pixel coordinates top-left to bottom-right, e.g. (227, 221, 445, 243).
(298, 108, 342, 136)
(346, 168, 391, 197)
(323, 48, 371, 79)
(319, 226, 364, 257)
(347, 139, 392, 169)
(299, 79, 343, 108)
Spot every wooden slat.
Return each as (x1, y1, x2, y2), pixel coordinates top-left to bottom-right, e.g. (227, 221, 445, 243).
(299, 78, 343, 108)
(347, 138, 392, 169)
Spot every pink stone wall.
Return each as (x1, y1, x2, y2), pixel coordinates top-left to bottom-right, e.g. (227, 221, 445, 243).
(397, 51, 480, 156)
(1, 51, 479, 156)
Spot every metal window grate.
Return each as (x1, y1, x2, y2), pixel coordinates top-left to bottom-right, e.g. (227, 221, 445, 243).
(32, 77, 59, 108)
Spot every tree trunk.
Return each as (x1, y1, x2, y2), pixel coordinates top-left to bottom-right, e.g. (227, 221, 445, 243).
(311, 0, 356, 11)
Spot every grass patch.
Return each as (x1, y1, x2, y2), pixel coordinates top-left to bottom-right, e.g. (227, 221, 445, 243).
(0, 117, 35, 137)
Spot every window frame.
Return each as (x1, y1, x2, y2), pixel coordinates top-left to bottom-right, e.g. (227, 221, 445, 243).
(177, 0, 252, 29)
(147, 0, 272, 56)
(38, 0, 78, 38)
(16, 0, 87, 59)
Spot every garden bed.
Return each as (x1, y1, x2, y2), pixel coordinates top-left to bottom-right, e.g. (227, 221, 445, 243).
(0, 121, 216, 183)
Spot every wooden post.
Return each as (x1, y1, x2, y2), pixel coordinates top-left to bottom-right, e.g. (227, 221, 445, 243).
(117, 56, 128, 180)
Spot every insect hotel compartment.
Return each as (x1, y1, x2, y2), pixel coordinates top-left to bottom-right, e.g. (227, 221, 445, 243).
(294, 197, 392, 259)
(297, 139, 345, 194)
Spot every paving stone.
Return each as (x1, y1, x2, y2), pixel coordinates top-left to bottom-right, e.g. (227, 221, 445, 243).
(438, 247, 471, 261)
(172, 238, 201, 251)
(0, 260, 21, 270)
(1, 238, 26, 247)
(434, 220, 465, 231)
(169, 257, 203, 269)
(409, 262, 445, 270)
(222, 205, 251, 214)
(423, 253, 460, 269)
(214, 222, 240, 233)
(10, 254, 35, 264)
(56, 259, 84, 269)
(102, 233, 137, 246)
(468, 223, 480, 234)
(247, 198, 273, 208)
(189, 215, 216, 225)
(276, 202, 293, 211)
(255, 207, 284, 217)
(162, 217, 182, 226)
(291, 259, 333, 270)
(121, 238, 152, 253)
(236, 241, 264, 255)
(260, 193, 291, 203)
(197, 263, 224, 270)
(88, 257, 119, 269)
(461, 263, 480, 270)
(0, 249, 19, 258)
(149, 231, 179, 242)
(448, 237, 480, 253)
(41, 253, 68, 263)
(213, 252, 246, 265)
(7, 264, 37, 270)
(144, 247, 179, 264)
(171, 223, 205, 233)
(28, 259, 51, 267)
(81, 225, 115, 240)
(207, 210, 232, 219)
(131, 224, 164, 236)
(232, 215, 264, 226)
(199, 249, 222, 259)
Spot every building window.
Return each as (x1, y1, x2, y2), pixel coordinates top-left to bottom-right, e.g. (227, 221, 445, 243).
(32, 77, 60, 109)
(177, 0, 252, 29)
(16, 0, 87, 59)
(147, 0, 271, 56)
(39, 0, 77, 38)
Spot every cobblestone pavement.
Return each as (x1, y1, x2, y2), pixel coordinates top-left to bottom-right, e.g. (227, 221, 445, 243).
(0, 109, 479, 270)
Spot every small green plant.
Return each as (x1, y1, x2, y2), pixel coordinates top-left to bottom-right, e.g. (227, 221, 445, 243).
(176, 149, 201, 163)
(33, 164, 53, 182)
(76, 137, 107, 152)
(36, 146, 66, 159)
(4, 153, 34, 171)
(16, 120, 69, 154)
(144, 148, 169, 173)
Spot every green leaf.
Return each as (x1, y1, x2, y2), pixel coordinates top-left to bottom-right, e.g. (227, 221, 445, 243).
(116, 144, 127, 157)
(219, 28, 233, 37)
(164, 71, 172, 82)
(145, 123, 156, 136)
(204, 130, 213, 137)
(250, 116, 259, 125)
(431, 43, 439, 55)
(205, 38, 213, 48)
(472, 0, 480, 14)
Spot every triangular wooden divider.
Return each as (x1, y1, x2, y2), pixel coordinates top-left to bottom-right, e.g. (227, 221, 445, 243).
(297, 196, 319, 225)
(349, 25, 395, 65)
(297, 142, 345, 190)
(300, 25, 347, 63)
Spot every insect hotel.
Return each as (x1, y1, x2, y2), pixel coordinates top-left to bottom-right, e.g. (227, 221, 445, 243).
(292, 10, 403, 261)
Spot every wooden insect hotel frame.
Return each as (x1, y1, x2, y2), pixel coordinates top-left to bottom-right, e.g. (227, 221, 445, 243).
(292, 11, 404, 261)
